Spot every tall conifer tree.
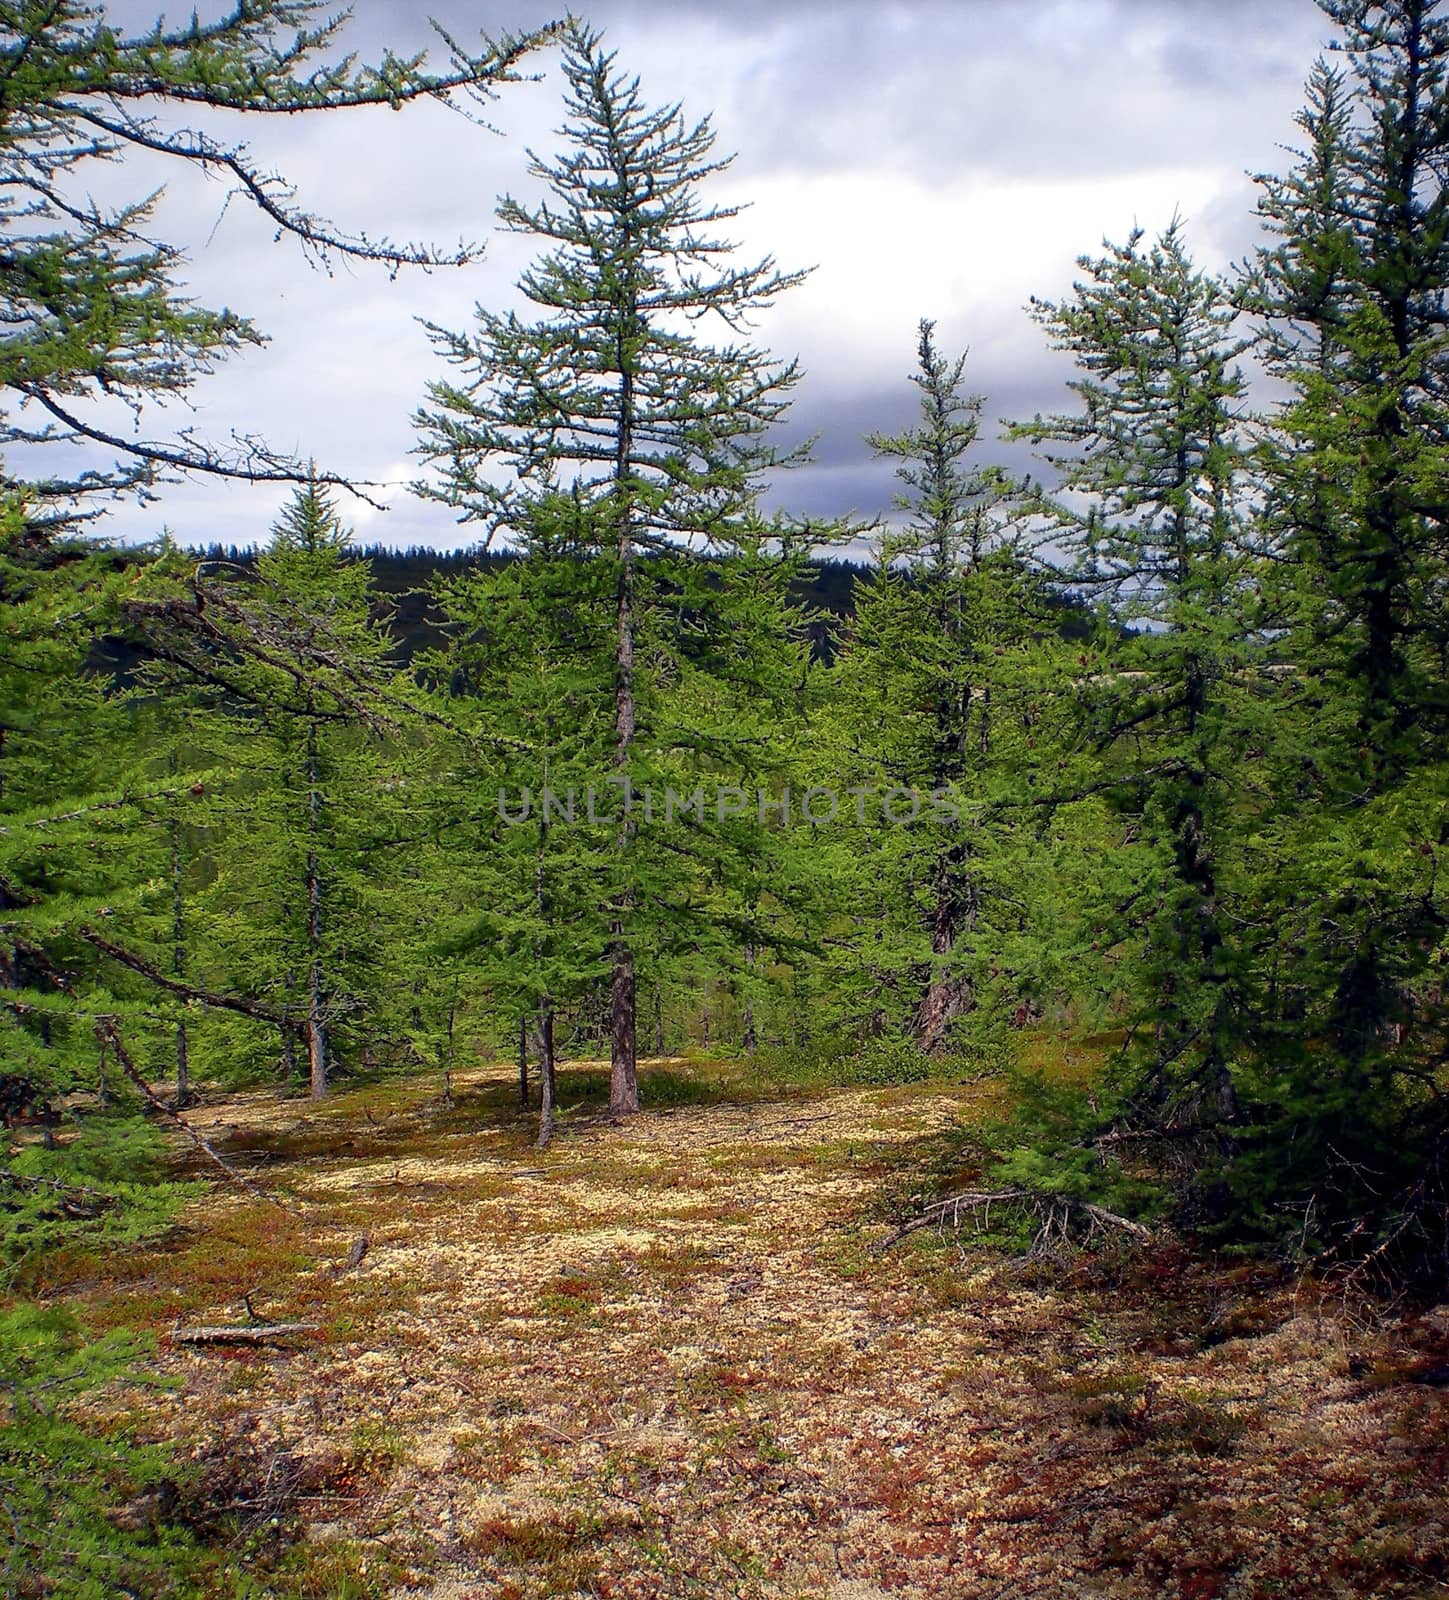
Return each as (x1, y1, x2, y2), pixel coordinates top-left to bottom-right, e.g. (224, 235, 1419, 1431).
(837, 321, 1044, 1050)
(416, 22, 808, 1113)
(1240, 0, 1449, 1262)
(1012, 222, 1259, 1154)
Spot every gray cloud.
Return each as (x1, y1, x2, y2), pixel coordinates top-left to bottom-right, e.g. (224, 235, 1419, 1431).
(764, 346, 1079, 527)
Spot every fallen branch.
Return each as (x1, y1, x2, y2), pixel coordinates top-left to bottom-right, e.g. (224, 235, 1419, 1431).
(875, 1187, 1152, 1254)
(1089, 1127, 1190, 1147)
(172, 1322, 319, 1346)
(876, 1188, 1031, 1250)
(1081, 1202, 1153, 1239)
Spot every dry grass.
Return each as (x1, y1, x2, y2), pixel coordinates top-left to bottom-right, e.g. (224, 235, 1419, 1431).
(54, 1055, 1449, 1599)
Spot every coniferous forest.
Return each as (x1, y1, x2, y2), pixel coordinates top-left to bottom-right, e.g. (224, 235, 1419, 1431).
(3, 4, 1448, 1597)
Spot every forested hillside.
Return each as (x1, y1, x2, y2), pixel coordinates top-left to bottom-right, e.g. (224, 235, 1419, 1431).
(2, 4, 1447, 1597)
(179, 546, 872, 665)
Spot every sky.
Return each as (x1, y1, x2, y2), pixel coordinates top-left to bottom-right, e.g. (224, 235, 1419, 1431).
(81, 0, 1335, 551)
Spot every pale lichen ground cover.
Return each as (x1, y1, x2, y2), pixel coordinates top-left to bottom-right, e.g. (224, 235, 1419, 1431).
(60, 1061, 1449, 1599)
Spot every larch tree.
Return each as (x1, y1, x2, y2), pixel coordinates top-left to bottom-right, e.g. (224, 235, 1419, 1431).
(1011, 221, 1261, 1178)
(254, 485, 386, 1099)
(423, 494, 622, 1145)
(840, 319, 1040, 1053)
(77, 492, 415, 1102)
(199, 483, 423, 1100)
(1240, 0, 1449, 1267)
(416, 21, 808, 1114)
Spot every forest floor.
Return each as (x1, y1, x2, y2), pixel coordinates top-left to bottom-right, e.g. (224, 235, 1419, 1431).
(42, 1055, 1449, 1600)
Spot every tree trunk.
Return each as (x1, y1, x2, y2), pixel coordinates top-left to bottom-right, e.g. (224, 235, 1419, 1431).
(305, 721, 327, 1101)
(0, 730, 13, 1001)
(610, 948, 638, 1114)
(609, 537, 640, 1115)
(1167, 743, 1238, 1131)
(175, 1019, 190, 1110)
(443, 975, 458, 1106)
(917, 970, 973, 1056)
(306, 854, 327, 1100)
(916, 855, 977, 1055)
(518, 1015, 529, 1108)
(741, 941, 757, 1054)
(306, 980, 327, 1102)
(170, 760, 192, 1108)
(535, 1007, 556, 1149)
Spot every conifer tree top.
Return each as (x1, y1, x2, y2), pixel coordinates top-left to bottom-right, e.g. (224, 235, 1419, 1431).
(415, 22, 808, 551)
(1012, 221, 1250, 620)
(866, 318, 996, 573)
(269, 480, 351, 558)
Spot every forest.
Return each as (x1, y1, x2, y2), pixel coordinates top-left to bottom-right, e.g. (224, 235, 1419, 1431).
(1, 2, 1447, 1597)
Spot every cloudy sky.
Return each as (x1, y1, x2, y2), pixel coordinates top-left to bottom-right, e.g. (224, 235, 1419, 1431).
(90, 0, 1334, 550)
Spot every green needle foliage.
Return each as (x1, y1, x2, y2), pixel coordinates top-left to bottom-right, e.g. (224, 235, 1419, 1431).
(1, 0, 555, 1124)
(0, 7, 553, 1588)
(1005, 221, 1272, 1225)
(0, 1305, 191, 1599)
(177, 485, 409, 1099)
(7, 4, 1449, 1585)
(420, 498, 621, 1141)
(1233, 0, 1449, 1266)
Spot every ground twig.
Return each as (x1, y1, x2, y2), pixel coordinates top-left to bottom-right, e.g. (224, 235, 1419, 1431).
(875, 1186, 1152, 1254)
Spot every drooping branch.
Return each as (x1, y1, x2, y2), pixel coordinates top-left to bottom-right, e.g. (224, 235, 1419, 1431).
(71, 106, 478, 275)
(14, 386, 390, 506)
(0, 11, 561, 534)
(51, 21, 562, 269)
(118, 576, 529, 749)
(116, 589, 397, 733)
(81, 930, 291, 1030)
(93, 1014, 290, 1211)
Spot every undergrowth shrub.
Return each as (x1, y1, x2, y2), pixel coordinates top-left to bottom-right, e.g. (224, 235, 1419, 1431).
(2, 1115, 208, 1597)
(749, 1032, 971, 1088)
(3, 1115, 201, 1274)
(0, 1305, 199, 1599)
